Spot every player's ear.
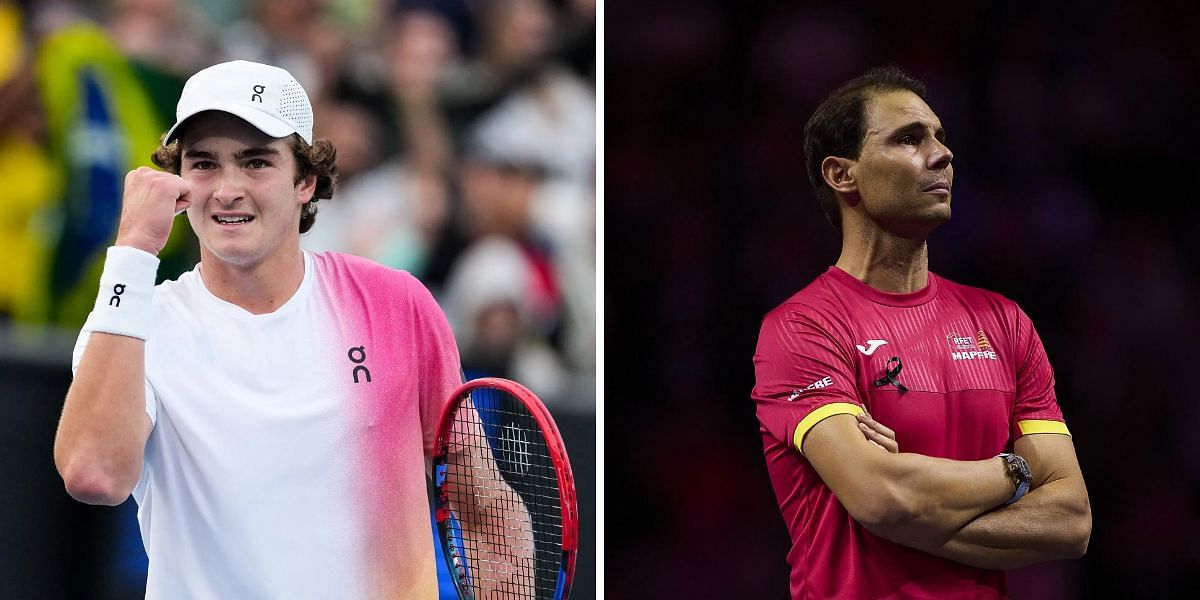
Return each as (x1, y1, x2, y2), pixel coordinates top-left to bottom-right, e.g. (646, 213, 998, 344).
(822, 156, 857, 197)
(295, 173, 317, 204)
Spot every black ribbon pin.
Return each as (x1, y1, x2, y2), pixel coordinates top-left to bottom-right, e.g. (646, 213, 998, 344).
(873, 356, 908, 393)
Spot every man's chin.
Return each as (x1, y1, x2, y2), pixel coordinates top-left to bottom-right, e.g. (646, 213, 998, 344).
(929, 202, 951, 223)
(883, 206, 951, 240)
(201, 241, 262, 268)
(916, 200, 952, 225)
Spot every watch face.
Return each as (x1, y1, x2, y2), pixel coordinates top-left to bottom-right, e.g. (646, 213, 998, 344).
(1011, 455, 1032, 482)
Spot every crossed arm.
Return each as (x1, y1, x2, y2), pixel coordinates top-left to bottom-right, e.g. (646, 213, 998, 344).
(804, 411, 1091, 569)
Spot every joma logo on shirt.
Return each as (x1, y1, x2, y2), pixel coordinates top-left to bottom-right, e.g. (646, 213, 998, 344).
(856, 339, 888, 356)
(787, 376, 834, 401)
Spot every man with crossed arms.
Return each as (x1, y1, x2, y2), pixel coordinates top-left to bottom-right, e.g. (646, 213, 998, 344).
(752, 66, 1091, 599)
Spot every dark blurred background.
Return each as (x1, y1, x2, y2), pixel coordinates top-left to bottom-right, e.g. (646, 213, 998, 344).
(608, 0, 1200, 598)
(0, 0, 593, 597)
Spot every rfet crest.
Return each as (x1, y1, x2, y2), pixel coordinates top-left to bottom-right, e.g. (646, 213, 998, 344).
(946, 330, 998, 361)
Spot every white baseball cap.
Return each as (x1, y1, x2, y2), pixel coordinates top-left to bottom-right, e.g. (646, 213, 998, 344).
(164, 60, 314, 145)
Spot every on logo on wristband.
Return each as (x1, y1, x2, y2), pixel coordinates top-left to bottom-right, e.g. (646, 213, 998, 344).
(83, 246, 160, 340)
(109, 284, 126, 307)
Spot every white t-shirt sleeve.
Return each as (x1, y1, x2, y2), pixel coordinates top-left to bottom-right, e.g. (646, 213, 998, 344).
(71, 328, 159, 425)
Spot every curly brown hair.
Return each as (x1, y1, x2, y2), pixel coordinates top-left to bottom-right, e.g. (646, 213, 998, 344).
(151, 133, 338, 234)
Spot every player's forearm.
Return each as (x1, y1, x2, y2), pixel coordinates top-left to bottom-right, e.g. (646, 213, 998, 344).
(910, 477, 1092, 569)
(857, 452, 1014, 546)
(56, 243, 160, 505)
(451, 474, 534, 538)
(450, 487, 535, 593)
(806, 416, 1014, 544)
(55, 333, 149, 505)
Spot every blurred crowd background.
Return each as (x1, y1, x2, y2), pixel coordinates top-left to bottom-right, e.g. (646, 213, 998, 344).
(0, 0, 594, 597)
(608, 0, 1199, 598)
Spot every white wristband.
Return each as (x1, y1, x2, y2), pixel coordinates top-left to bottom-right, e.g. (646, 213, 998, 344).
(81, 246, 160, 340)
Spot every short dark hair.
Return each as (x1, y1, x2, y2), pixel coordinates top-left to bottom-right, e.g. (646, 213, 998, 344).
(803, 66, 928, 231)
(151, 132, 338, 234)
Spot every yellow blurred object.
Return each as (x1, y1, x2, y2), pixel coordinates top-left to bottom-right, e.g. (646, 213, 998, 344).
(0, 3, 23, 83)
(0, 135, 55, 317)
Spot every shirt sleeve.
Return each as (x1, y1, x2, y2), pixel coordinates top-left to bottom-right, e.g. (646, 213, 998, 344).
(1011, 308, 1069, 440)
(406, 275, 464, 457)
(752, 307, 864, 454)
(71, 328, 158, 425)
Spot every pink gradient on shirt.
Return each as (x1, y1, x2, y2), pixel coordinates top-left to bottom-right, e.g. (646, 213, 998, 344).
(310, 251, 462, 597)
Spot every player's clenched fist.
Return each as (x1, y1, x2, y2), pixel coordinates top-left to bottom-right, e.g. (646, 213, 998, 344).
(115, 167, 193, 256)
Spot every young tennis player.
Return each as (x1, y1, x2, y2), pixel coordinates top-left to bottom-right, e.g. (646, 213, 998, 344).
(54, 60, 461, 598)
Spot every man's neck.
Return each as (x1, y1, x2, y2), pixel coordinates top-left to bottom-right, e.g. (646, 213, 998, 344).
(198, 245, 305, 315)
(834, 222, 931, 294)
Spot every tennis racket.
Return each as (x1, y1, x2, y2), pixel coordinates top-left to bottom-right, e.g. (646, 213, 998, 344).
(432, 377, 578, 600)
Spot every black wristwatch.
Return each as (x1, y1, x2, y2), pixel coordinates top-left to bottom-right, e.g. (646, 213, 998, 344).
(996, 453, 1032, 505)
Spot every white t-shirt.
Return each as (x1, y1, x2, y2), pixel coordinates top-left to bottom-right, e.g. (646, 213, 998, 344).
(73, 251, 462, 599)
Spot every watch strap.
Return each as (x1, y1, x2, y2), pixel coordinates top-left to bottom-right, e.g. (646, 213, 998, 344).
(1006, 479, 1030, 505)
(996, 453, 1032, 504)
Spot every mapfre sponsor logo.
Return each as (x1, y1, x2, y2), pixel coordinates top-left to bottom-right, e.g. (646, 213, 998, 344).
(946, 330, 998, 361)
(787, 376, 834, 401)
